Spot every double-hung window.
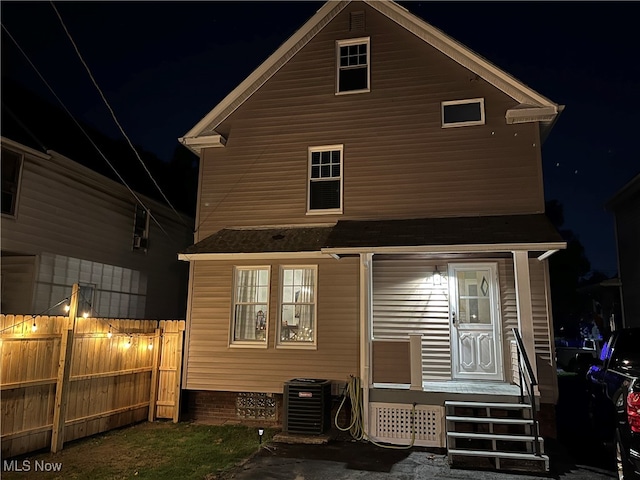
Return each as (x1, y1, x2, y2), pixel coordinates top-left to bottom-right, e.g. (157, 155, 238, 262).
(278, 266, 317, 348)
(336, 37, 370, 94)
(231, 267, 270, 346)
(308, 145, 343, 214)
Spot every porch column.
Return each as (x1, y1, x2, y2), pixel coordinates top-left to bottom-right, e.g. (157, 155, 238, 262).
(359, 253, 373, 436)
(512, 251, 538, 376)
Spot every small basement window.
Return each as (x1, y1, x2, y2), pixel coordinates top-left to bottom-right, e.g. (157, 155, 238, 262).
(441, 98, 485, 128)
(336, 37, 370, 94)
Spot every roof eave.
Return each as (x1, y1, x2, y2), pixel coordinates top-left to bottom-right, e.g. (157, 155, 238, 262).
(321, 241, 567, 256)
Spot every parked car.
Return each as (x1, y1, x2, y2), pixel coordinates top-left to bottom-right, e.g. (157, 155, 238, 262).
(586, 328, 640, 480)
(556, 337, 603, 373)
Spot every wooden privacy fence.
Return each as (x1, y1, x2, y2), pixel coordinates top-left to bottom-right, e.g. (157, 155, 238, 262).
(0, 312, 185, 458)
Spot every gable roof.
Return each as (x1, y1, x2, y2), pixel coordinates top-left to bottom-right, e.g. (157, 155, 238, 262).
(179, 0, 562, 154)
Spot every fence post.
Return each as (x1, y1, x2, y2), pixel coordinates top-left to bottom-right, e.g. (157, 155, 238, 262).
(172, 321, 185, 423)
(51, 283, 78, 453)
(148, 327, 162, 422)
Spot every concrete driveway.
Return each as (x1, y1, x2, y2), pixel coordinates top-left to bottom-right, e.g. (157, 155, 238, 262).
(224, 440, 616, 480)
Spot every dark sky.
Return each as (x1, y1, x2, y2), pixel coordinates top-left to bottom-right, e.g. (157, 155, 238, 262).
(2, 1, 639, 276)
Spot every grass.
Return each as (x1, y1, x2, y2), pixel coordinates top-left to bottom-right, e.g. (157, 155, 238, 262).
(2, 422, 274, 480)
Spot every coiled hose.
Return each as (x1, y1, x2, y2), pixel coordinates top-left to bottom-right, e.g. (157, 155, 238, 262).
(334, 375, 417, 449)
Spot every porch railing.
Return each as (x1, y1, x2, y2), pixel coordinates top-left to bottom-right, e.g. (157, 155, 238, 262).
(511, 327, 541, 457)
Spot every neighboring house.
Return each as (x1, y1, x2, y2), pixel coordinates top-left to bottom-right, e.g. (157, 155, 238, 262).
(607, 173, 640, 329)
(177, 0, 565, 470)
(1, 136, 193, 319)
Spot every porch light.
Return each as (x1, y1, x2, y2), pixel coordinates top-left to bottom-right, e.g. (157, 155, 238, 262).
(433, 266, 442, 286)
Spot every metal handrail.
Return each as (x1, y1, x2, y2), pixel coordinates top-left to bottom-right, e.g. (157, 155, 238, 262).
(512, 328, 541, 457)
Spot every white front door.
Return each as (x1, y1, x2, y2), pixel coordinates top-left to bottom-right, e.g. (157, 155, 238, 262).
(449, 263, 503, 381)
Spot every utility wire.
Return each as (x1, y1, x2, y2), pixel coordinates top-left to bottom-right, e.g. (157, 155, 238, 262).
(1, 102, 48, 152)
(0, 296, 72, 333)
(50, 1, 190, 231)
(1, 22, 173, 243)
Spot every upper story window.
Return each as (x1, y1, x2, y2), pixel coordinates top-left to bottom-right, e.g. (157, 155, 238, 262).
(1, 147, 23, 217)
(308, 145, 343, 214)
(133, 204, 149, 252)
(336, 37, 370, 94)
(278, 266, 317, 348)
(231, 266, 270, 347)
(441, 98, 485, 128)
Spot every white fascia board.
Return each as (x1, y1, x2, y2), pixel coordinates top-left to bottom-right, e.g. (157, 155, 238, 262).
(537, 249, 560, 261)
(505, 106, 560, 124)
(181, 1, 349, 140)
(1, 137, 50, 160)
(178, 134, 227, 156)
(178, 251, 330, 262)
(321, 242, 567, 256)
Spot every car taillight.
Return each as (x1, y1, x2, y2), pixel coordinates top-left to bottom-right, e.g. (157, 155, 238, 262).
(628, 392, 640, 433)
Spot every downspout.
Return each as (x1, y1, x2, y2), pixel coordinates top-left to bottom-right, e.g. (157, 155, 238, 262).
(360, 253, 373, 436)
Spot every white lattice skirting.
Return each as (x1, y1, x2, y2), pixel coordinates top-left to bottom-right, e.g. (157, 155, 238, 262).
(369, 402, 445, 447)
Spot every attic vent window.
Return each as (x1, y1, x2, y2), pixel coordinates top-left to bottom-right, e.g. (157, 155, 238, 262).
(350, 11, 365, 31)
(336, 37, 370, 94)
(441, 98, 485, 128)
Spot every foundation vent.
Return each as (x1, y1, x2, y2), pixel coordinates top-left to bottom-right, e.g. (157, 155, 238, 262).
(370, 402, 445, 447)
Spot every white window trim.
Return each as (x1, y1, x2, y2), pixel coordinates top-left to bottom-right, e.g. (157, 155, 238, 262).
(1, 147, 24, 219)
(276, 265, 318, 350)
(441, 98, 485, 128)
(229, 265, 270, 348)
(306, 144, 344, 215)
(335, 37, 370, 95)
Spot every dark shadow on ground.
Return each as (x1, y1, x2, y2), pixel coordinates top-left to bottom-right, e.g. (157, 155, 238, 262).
(553, 373, 616, 475)
(257, 439, 438, 473)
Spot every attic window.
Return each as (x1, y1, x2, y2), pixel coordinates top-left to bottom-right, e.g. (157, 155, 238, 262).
(336, 37, 370, 94)
(350, 11, 365, 31)
(133, 204, 149, 252)
(442, 98, 485, 128)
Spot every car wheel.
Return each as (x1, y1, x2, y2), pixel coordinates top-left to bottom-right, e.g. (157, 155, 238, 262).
(615, 430, 638, 480)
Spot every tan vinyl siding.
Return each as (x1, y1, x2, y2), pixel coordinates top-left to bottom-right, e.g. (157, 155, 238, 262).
(372, 340, 411, 384)
(498, 257, 556, 403)
(185, 256, 359, 393)
(196, 2, 544, 241)
(372, 259, 451, 380)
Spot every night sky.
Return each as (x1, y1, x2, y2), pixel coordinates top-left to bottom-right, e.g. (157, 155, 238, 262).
(2, 1, 639, 276)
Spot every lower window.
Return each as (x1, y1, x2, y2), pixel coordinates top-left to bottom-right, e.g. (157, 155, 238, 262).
(279, 266, 317, 347)
(232, 267, 270, 345)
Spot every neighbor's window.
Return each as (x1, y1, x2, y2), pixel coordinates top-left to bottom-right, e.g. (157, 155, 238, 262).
(278, 266, 317, 347)
(336, 37, 370, 94)
(1, 147, 23, 216)
(441, 98, 485, 128)
(308, 145, 343, 213)
(133, 204, 150, 251)
(231, 267, 270, 345)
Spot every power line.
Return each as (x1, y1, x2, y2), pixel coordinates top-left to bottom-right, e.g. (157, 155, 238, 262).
(50, 1, 191, 231)
(1, 22, 174, 243)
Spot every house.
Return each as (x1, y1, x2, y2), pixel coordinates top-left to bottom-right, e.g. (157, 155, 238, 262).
(1, 130, 193, 320)
(177, 0, 565, 470)
(607, 173, 640, 329)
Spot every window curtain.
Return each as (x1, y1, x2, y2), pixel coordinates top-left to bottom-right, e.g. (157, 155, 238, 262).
(236, 269, 266, 341)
